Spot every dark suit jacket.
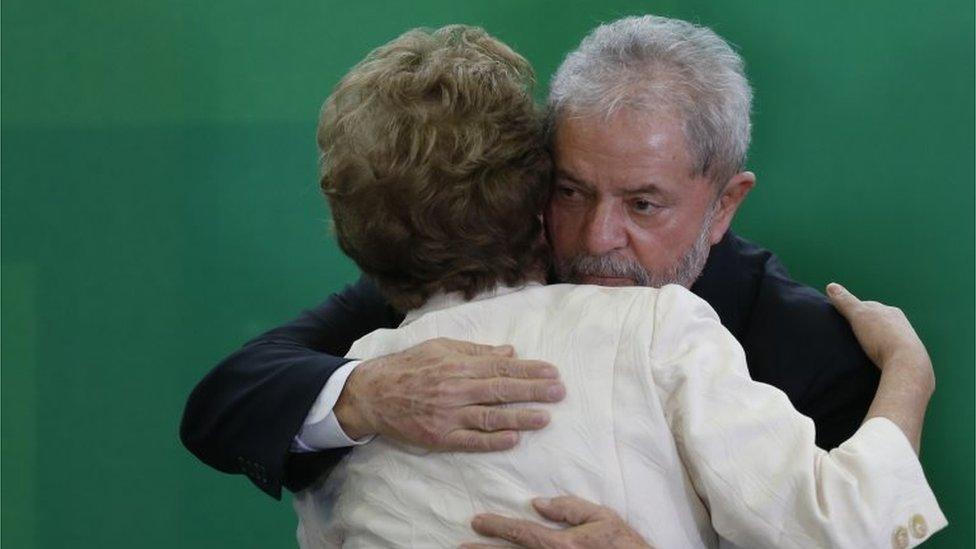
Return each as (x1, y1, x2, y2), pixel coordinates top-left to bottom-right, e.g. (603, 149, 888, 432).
(180, 231, 879, 499)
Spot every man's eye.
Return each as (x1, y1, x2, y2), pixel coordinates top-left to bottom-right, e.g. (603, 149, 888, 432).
(631, 199, 658, 213)
(556, 185, 580, 199)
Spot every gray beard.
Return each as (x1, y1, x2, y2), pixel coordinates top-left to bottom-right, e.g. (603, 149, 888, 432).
(555, 210, 715, 289)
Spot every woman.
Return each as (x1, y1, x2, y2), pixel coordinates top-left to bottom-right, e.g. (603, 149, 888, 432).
(293, 25, 944, 548)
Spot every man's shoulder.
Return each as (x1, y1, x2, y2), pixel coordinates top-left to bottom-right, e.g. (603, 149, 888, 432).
(722, 232, 853, 345)
(694, 232, 839, 334)
(696, 233, 879, 448)
(698, 231, 873, 382)
(750, 263, 854, 349)
(726, 235, 876, 399)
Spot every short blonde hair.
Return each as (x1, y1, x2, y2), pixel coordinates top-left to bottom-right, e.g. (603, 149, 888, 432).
(319, 25, 551, 311)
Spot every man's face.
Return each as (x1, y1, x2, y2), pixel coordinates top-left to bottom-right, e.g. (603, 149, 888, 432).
(546, 110, 747, 288)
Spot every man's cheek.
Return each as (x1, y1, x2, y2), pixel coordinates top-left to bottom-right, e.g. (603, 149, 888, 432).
(544, 208, 577, 251)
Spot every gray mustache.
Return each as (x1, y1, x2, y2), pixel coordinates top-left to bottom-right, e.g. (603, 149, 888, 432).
(559, 254, 651, 286)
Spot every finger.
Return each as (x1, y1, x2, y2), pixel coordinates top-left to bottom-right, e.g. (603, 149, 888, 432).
(435, 338, 515, 357)
(532, 496, 612, 526)
(443, 429, 520, 452)
(457, 378, 566, 405)
(471, 514, 557, 549)
(826, 282, 862, 318)
(459, 357, 560, 380)
(459, 544, 509, 549)
(460, 406, 551, 432)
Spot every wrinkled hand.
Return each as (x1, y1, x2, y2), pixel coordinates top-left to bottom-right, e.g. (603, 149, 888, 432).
(334, 338, 566, 451)
(462, 496, 653, 549)
(827, 283, 932, 379)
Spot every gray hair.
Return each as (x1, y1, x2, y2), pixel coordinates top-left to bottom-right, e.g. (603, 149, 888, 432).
(548, 15, 753, 185)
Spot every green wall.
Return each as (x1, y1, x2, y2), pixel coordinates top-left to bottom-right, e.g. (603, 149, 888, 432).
(2, 1, 972, 547)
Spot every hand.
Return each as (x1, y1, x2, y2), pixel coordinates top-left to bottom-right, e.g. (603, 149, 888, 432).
(827, 282, 934, 452)
(826, 283, 932, 382)
(334, 337, 566, 451)
(462, 496, 653, 549)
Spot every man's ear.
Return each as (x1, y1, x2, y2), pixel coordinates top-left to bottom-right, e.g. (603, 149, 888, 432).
(707, 171, 756, 245)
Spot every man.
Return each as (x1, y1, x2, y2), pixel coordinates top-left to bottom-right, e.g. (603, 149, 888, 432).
(181, 13, 886, 528)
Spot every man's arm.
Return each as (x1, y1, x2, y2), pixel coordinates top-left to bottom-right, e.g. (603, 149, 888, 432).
(180, 276, 400, 498)
(180, 276, 566, 498)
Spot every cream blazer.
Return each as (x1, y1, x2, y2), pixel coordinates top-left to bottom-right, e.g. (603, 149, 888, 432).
(293, 283, 945, 548)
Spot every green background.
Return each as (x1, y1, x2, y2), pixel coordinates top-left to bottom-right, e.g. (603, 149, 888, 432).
(2, 1, 973, 547)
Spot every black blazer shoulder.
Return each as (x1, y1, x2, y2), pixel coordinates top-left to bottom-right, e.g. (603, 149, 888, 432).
(692, 232, 879, 449)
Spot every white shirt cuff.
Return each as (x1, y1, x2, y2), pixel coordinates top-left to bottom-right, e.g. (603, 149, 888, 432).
(290, 360, 375, 452)
(846, 417, 948, 547)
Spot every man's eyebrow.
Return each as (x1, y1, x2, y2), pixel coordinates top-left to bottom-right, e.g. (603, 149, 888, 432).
(554, 170, 594, 189)
(622, 183, 666, 196)
(555, 170, 667, 196)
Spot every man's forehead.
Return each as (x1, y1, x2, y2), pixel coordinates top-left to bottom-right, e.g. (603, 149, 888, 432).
(553, 112, 693, 180)
(554, 110, 688, 158)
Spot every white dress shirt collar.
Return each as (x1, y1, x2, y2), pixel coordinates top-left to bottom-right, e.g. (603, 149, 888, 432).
(401, 281, 544, 327)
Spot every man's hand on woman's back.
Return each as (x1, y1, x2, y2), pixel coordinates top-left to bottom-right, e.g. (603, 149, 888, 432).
(463, 496, 654, 549)
(334, 338, 567, 451)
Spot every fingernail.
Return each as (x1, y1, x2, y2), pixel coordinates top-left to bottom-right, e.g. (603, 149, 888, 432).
(491, 345, 514, 356)
(531, 411, 550, 427)
(540, 365, 559, 378)
(827, 283, 841, 296)
(547, 383, 566, 400)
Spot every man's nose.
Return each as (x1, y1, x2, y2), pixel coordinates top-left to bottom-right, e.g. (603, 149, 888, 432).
(582, 202, 627, 254)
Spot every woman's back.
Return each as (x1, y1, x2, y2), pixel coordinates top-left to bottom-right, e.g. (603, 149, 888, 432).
(293, 283, 716, 548)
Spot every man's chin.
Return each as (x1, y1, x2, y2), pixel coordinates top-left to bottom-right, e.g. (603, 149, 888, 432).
(580, 276, 635, 287)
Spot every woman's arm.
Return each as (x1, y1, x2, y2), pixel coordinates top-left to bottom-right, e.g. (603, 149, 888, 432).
(826, 282, 934, 453)
(649, 284, 945, 548)
(464, 283, 943, 549)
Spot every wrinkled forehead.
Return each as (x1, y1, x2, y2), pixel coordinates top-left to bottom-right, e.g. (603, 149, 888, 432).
(551, 107, 696, 177)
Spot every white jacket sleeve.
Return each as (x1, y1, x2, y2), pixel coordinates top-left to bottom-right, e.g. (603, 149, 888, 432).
(646, 285, 946, 549)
